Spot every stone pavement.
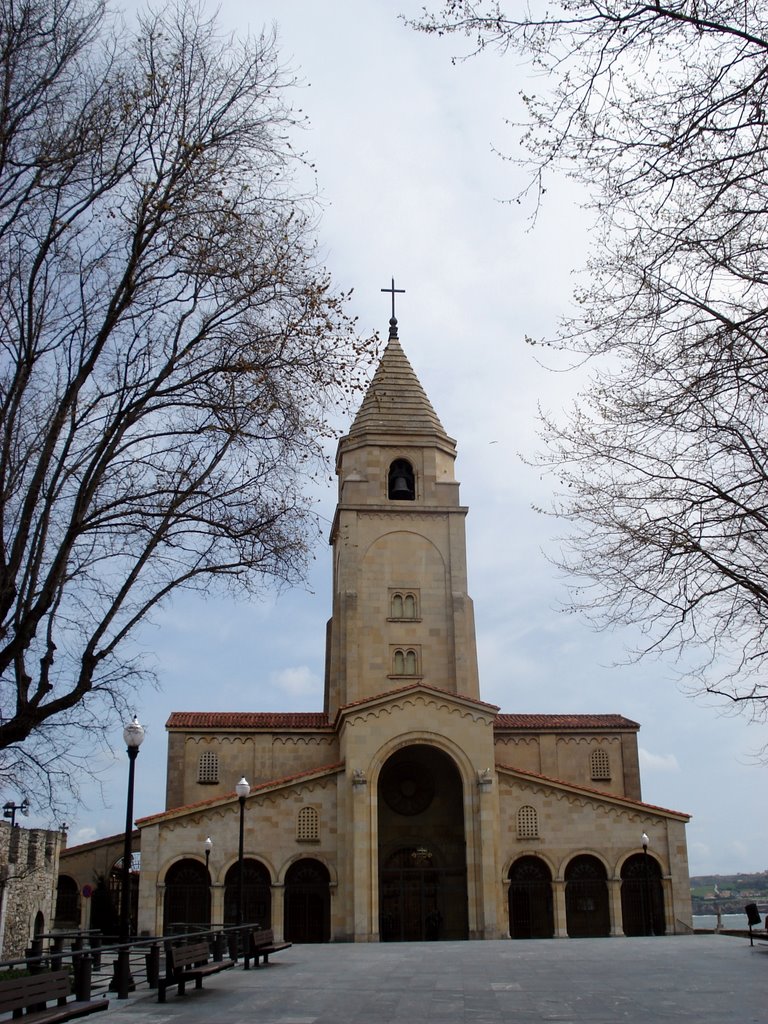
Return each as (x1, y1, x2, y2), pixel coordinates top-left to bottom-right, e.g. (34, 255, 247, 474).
(104, 935, 766, 1024)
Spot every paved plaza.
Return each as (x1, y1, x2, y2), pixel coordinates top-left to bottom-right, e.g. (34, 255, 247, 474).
(103, 935, 766, 1024)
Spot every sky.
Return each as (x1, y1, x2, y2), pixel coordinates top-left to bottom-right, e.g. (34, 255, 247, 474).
(28, 0, 767, 877)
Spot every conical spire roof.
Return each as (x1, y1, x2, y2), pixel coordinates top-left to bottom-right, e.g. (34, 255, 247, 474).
(348, 320, 451, 442)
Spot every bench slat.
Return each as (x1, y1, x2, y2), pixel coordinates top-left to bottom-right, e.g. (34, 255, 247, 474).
(0, 972, 106, 1023)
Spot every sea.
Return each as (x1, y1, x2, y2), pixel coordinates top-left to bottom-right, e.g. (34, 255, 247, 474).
(692, 913, 758, 930)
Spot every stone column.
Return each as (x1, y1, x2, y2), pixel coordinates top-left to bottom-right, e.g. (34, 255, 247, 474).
(155, 884, 165, 937)
(501, 877, 511, 938)
(210, 883, 224, 928)
(351, 771, 373, 942)
(475, 772, 501, 938)
(553, 879, 568, 938)
(271, 883, 285, 942)
(609, 877, 624, 936)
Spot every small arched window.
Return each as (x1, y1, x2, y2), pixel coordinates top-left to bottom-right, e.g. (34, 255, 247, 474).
(388, 459, 415, 500)
(297, 807, 319, 842)
(390, 590, 418, 619)
(517, 805, 539, 839)
(392, 648, 419, 675)
(198, 751, 219, 784)
(590, 748, 611, 781)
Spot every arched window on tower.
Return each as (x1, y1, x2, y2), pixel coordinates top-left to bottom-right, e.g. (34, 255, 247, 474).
(388, 459, 415, 501)
(392, 647, 419, 676)
(590, 748, 611, 781)
(390, 590, 419, 620)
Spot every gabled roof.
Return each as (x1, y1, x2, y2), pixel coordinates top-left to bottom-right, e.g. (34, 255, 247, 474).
(166, 711, 331, 731)
(496, 762, 689, 820)
(137, 762, 345, 826)
(346, 333, 452, 443)
(495, 713, 639, 732)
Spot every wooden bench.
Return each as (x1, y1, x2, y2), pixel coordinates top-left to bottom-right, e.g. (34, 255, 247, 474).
(247, 928, 291, 968)
(0, 971, 107, 1023)
(157, 941, 234, 1002)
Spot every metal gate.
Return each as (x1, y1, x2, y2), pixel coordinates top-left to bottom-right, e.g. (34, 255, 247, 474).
(284, 859, 330, 943)
(508, 856, 554, 938)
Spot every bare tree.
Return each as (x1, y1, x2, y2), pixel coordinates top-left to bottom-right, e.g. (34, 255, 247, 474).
(412, 3, 768, 716)
(0, 0, 374, 799)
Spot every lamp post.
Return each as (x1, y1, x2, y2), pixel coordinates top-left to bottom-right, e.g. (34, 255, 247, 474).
(641, 831, 652, 936)
(204, 836, 212, 872)
(2, 797, 29, 828)
(114, 717, 144, 998)
(235, 778, 250, 930)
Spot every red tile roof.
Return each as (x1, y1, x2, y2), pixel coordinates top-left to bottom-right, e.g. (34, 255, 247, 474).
(166, 711, 331, 730)
(495, 713, 639, 731)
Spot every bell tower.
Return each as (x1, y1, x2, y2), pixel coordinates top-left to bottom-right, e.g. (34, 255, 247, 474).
(324, 311, 480, 716)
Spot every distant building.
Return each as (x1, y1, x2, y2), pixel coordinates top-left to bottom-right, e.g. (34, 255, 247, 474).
(130, 315, 693, 941)
(0, 821, 62, 959)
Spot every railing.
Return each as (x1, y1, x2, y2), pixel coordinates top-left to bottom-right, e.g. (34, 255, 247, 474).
(0, 922, 262, 1001)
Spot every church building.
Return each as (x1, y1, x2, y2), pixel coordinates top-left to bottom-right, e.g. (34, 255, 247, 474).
(135, 313, 692, 942)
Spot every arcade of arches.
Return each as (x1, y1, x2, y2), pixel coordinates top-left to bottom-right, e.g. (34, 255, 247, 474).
(69, 321, 692, 943)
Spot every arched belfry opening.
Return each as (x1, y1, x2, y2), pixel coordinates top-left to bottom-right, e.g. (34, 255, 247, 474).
(388, 459, 415, 501)
(378, 744, 468, 940)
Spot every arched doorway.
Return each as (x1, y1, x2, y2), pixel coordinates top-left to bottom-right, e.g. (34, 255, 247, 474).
(224, 859, 271, 927)
(55, 876, 81, 929)
(620, 853, 666, 935)
(378, 745, 468, 941)
(163, 859, 210, 931)
(508, 856, 554, 938)
(565, 855, 610, 937)
(284, 859, 330, 943)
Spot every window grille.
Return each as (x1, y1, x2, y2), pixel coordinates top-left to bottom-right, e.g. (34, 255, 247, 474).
(297, 807, 319, 842)
(590, 748, 611, 781)
(517, 805, 539, 839)
(198, 751, 219, 784)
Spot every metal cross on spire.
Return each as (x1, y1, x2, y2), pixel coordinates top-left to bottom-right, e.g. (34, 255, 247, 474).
(381, 277, 405, 338)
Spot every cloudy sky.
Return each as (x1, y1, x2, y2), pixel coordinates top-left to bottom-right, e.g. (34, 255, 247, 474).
(47, 0, 767, 877)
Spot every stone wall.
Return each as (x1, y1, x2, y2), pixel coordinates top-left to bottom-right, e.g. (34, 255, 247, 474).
(0, 821, 62, 960)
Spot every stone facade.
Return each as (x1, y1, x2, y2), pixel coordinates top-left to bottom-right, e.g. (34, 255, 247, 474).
(134, 319, 692, 942)
(0, 821, 62, 960)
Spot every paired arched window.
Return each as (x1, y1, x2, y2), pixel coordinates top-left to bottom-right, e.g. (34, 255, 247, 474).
(590, 748, 611, 781)
(198, 751, 219, 784)
(388, 459, 415, 501)
(393, 648, 419, 676)
(390, 590, 418, 619)
(516, 805, 539, 839)
(297, 807, 319, 842)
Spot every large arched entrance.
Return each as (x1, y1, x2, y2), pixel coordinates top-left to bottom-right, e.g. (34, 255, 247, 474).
(565, 855, 610, 937)
(378, 744, 468, 941)
(620, 853, 666, 935)
(163, 859, 210, 931)
(284, 859, 330, 943)
(224, 859, 271, 927)
(508, 856, 554, 938)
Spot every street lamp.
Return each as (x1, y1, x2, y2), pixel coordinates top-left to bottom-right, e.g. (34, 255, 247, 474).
(204, 836, 212, 872)
(235, 777, 250, 930)
(114, 717, 144, 998)
(2, 797, 29, 828)
(641, 832, 652, 936)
